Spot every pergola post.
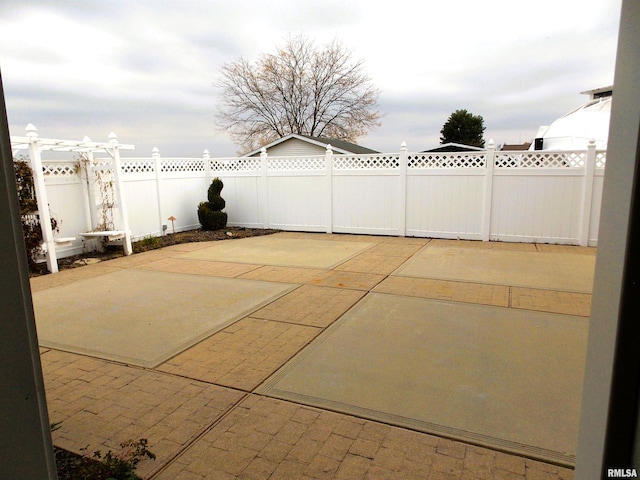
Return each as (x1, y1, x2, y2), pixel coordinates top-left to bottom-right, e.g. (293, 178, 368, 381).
(108, 132, 132, 255)
(79, 137, 98, 232)
(25, 124, 58, 273)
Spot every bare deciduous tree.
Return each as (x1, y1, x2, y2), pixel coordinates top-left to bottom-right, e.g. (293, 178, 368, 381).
(215, 35, 381, 152)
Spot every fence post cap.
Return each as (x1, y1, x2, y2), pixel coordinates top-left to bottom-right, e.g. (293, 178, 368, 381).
(152, 147, 160, 154)
(401, 141, 407, 151)
(83, 136, 91, 142)
(108, 132, 118, 144)
(487, 139, 495, 148)
(26, 123, 38, 138)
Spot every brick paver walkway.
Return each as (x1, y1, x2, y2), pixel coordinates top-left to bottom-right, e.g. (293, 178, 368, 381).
(33, 233, 587, 479)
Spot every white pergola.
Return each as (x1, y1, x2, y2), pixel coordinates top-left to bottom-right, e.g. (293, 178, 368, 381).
(10, 124, 135, 273)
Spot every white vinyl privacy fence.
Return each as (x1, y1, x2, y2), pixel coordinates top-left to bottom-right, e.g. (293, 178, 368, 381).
(14, 132, 605, 267)
(118, 141, 603, 245)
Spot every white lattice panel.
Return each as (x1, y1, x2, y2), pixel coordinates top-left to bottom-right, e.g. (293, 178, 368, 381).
(161, 158, 205, 173)
(121, 159, 155, 174)
(91, 158, 113, 172)
(268, 156, 326, 171)
(42, 162, 78, 177)
(210, 157, 261, 172)
(333, 155, 400, 170)
(595, 151, 607, 169)
(495, 152, 585, 168)
(407, 153, 485, 169)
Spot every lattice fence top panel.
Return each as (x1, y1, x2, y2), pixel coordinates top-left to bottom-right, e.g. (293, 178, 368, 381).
(211, 157, 261, 173)
(42, 161, 79, 177)
(595, 151, 607, 169)
(161, 158, 205, 173)
(121, 159, 155, 174)
(495, 151, 586, 168)
(333, 154, 400, 170)
(408, 153, 486, 169)
(268, 156, 326, 171)
(92, 158, 114, 172)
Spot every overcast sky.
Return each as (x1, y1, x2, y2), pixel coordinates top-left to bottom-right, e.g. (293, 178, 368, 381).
(0, 0, 622, 157)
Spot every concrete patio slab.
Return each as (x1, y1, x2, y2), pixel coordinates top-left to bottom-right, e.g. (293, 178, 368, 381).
(257, 293, 588, 466)
(29, 264, 121, 292)
(395, 244, 595, 292)
(177, 233, 374, 268)
(33, 269, 295, 367)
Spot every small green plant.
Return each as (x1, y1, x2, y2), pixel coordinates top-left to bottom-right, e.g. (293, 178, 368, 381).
(198, 177, 228, 230)
(132, 235, 163, 253)
(141, 235, 161, 248)
(76, 439, 156, 480)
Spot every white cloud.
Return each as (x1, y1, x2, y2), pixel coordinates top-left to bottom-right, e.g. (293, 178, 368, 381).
(0, 0, 622, 156)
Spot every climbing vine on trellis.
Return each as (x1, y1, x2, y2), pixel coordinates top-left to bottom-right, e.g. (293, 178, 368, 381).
(13, 157, 59, 266)
(78, 154, 115, 232)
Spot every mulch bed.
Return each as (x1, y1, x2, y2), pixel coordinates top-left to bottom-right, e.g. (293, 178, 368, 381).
(29, 227, 280, 277)
(54, 446, 99, 480)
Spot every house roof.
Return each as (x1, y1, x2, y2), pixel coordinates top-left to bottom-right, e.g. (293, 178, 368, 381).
(580, 85, 613, 100)
(422, 142, 485, 153)
(531, 87, 613, 150)
(535, 95, 611, 150)
(499, 142, 532, 151)
(243, 133, 379, 156)
(298, 135, 379, 154)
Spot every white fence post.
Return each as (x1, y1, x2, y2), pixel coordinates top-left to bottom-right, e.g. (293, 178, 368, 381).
(152, 147, 164, 235)
(399, 141, 408, 237)
(579, 139, 597, 247)
(326, 144, 333, 234)
(260, 147, 269, 229)
(108, 132, 132, 255)
(203, 149, 211, 185)
(25, 124, 58, 273)
(482, 139, 495, 242)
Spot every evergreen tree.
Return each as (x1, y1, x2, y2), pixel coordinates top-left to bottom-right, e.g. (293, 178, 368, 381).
(439, 109, 486, 147)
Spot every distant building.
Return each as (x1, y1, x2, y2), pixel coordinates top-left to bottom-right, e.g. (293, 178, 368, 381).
(532, 86, 612, 150)
(499, 142, 532, 151)
(422, 143, 484, 153)
(244, 133, 379, 157)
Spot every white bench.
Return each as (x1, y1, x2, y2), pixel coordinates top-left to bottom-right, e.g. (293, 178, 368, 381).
(54, 237, 76, 247)
(80, 230, 131, 255)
